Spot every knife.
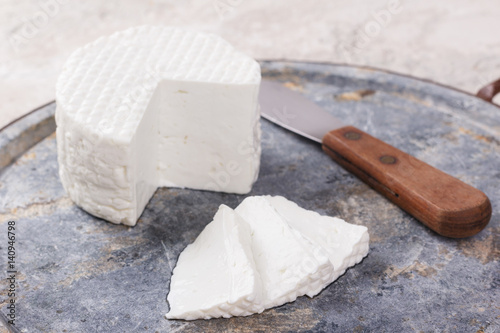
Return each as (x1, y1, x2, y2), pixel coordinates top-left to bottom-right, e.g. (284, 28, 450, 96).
(259, 80, 491, 238)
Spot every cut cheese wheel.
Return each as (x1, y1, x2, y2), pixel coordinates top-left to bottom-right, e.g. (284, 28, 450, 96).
(166, 205, 263, 320)
(265, 195, 369, 283)
(234, 196, 335, 309)
(56, 26, 261, 226)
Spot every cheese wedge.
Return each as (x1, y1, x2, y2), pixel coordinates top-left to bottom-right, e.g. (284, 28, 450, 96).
(56, 26, 261, 226)
(234, 196, 335, 308)
(265, 195, 369, 282)
(166, 195, 369, 320)
(166, 205, 263, 320)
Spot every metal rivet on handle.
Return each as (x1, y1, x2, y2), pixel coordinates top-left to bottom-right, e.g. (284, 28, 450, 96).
(380, 155, 397, 164)
(344, 131, 361, 140)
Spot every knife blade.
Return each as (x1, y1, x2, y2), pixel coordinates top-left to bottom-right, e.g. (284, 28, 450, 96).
(259, 80, 491, 238)
(259, 80, 345, 142)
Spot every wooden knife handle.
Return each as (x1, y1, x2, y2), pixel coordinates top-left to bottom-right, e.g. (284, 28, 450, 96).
(322, 126, 491, 238)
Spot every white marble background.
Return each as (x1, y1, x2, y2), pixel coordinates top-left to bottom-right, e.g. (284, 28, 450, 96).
(1, 0, 500, 129)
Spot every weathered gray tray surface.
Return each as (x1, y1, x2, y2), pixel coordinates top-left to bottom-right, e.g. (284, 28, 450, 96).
(0, 61, 498, 333)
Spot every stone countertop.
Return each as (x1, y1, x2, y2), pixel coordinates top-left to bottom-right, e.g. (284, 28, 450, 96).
(1, 0, 500, 129)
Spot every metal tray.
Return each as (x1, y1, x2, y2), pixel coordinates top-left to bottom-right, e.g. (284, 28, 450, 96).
(0, 61, 498, 332)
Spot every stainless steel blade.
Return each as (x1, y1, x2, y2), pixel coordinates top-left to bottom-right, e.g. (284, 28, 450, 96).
(259, 80, 346, 143)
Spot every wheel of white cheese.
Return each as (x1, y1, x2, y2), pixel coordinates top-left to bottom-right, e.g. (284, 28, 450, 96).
(55, 26, 261, 225)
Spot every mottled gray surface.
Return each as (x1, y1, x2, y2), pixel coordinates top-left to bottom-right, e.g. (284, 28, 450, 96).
(0, 103, 55, 170)
(0, 62, 498, 333)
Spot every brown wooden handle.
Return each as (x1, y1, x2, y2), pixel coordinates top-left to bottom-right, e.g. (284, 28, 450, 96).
(477, 78, 500, 103)
(322, 126, 491, 238)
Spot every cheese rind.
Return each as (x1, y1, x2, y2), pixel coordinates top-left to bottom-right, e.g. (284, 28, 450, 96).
(56, 26, 261, 225)
(166, 205, 263, 320)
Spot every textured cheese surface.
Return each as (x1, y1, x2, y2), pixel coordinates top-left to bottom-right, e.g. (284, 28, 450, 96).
(56, 26, 261, 225)
(56, 26, 260, 140)
(166, 205, 263, 320)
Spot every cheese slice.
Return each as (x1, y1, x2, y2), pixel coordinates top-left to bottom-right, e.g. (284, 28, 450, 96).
(166, 195, 369, 320)
(166, 205, 263, 320)
(234, 196, 335, 309)
(56, 26, 261, 226)
(265, 195, 369, 283)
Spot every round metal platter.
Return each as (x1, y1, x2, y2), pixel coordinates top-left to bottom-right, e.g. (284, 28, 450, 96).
(0, 61, 498, 332)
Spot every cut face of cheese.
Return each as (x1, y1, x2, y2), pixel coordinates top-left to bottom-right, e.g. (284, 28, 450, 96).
(265, 196, 369, 283)
(166, 205, 263, 320)
(56, 26, 261, 226)
(234, 196, 334, 308)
